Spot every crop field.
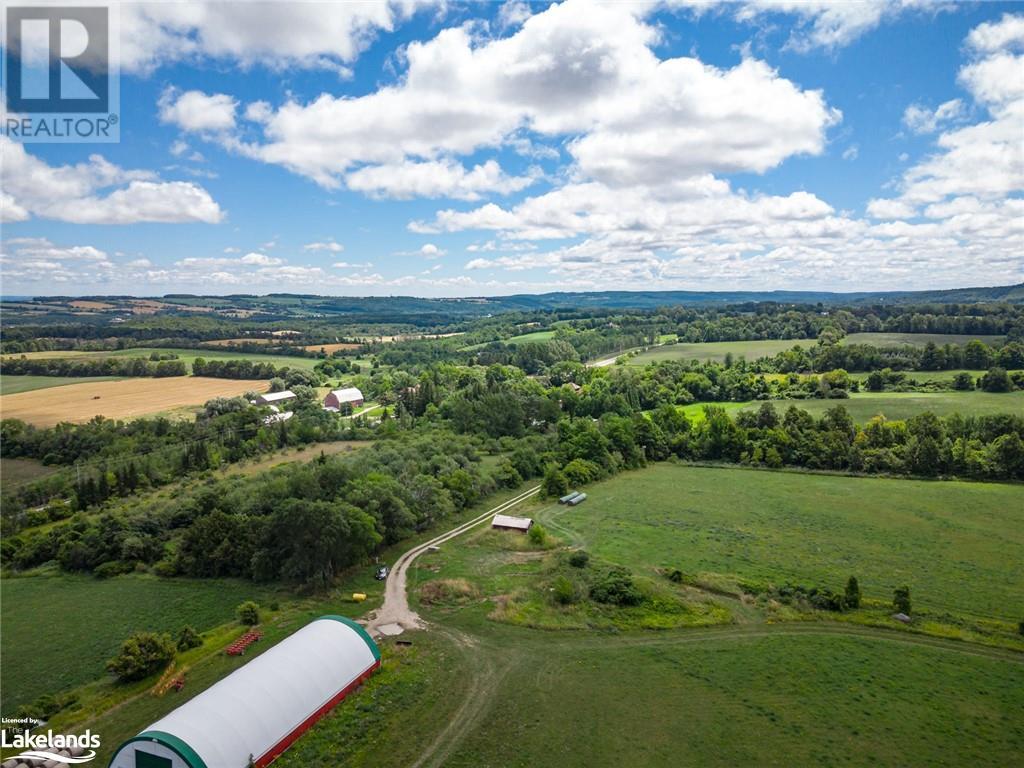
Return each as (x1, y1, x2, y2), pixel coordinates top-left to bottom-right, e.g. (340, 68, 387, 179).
(679, 390, 1024, 423)
(0, 574, 282, 710)
(536, 464, 1024, 619)
(0, 376, 269, 426)
(302, 342, 362, 353)
(843, 332, 1006, 347)
(1, 347, 320, 371)
(628, 338, 809, 365)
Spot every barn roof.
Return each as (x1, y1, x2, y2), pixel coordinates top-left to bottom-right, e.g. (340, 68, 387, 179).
(109, 616, 379, 768)
(328, 386, 364, 402)
(492, 514, 533, 530)
(259, 390, 296, 403)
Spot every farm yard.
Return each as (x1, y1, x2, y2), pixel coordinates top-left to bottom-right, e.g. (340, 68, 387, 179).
(0, 376, 269, 426)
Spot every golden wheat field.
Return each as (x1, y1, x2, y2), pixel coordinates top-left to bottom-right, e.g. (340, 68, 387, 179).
(0, 377, 269, 426)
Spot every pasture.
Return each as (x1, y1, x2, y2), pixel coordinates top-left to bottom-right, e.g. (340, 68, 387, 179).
(680, 390, 1024, 423)
(0, 376, 269, 426)
(0, 375, 125, 395)
(1, 347, 320, 371)
(537, 464, 1024, 619)
(629, 338, 808, 365)
(843, 332, 1006, 347)
(0, 457, 59, 486)
(0, 574, 281, 711)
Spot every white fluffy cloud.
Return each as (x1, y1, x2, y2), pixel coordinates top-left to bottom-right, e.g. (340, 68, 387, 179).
(218, 0, 837, 191)
(304, 240, 345, 253)
(159, 88, 238, 132)
(870, 13, 1024, 217)
(346, 159, 535, 200)
(118, 1, 436, 74)
(0, 138, 224, 224)
(902, 99, 964, 134)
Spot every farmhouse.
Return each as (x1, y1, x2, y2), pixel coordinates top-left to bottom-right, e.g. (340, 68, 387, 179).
(255, 390, 296, 406)
(107, 616, 379, 768)
(492, 514, 533, 532)
(324, 386, 364, 411)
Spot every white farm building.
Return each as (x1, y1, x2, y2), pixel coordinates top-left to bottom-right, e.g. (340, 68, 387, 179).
(254, 390, 296, 406)
(107, 616, 380, 768)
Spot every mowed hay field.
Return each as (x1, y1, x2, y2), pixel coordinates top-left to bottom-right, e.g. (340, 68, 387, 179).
(843, 332, 1006, 347)
(0, 374, 125, 395)
(0, 376, 269, 426)
(540, 464, 1024, 619)
(1, 347, 320, 371)
(629, 338, 809, 364)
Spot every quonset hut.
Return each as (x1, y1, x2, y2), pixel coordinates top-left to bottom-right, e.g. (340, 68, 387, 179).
(108, 616, 380, 768)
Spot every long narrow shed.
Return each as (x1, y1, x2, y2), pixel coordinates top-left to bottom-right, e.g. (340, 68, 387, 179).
(107, 616, 380, 768)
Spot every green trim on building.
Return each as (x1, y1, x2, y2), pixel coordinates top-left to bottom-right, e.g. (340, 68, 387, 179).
(110, 731, 208, 768)
(319, 614, 381, 661)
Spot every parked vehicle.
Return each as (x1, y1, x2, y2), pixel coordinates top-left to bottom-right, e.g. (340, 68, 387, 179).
(375, 565, 390, 581)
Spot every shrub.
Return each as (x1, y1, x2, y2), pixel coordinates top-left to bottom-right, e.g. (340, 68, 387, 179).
(176, 626, 203, 652)
(590, 567, 643, 606)
(568, 550, 590, 568)
(106, 632, 176, 682)
(844, 576, 861, 609)
(237, 601, 261, 626)
(528, 523, 548, 546)
(893, 585, 912, 614)
(552, 575, 576, 605)
(667, 569, 684, 583)
(541, 465, 568, 498)
(93, 560, 135, 579)
(418, 579, 478, 605)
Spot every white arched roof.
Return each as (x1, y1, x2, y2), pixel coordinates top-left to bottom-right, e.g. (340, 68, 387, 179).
(109, 616, 379, 768)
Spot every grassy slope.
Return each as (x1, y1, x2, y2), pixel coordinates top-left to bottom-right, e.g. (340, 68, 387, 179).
(537, 464, 1024, 619)
(0, 574, 283, 710)
(0, 457, 60, 486)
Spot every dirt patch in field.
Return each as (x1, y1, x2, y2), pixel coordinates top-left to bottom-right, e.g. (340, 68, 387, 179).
(303, 342, 362, 353)
(70, 300, 115, 310)
(202, 338, 276, 347)
(0, 377, 269, 426)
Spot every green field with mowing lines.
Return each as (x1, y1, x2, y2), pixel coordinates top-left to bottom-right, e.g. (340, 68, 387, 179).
(537, 464, 1024, 620)
(0, 574, 282, 710)
(440, 630, 1024, 768)
(2, 347, 319, 371)
(843, 332, 1006, 347)
(0, 374, 126, 395)
(679, 390, 1024, 423)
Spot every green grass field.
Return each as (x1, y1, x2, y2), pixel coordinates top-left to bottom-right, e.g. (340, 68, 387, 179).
(0, 574, 282, 711)
(679, 390, 1024, 423)
(629, 338, 808, 365)
(0, 374, 125, 395)
(536, 464, 1024, 619)
(843, 332, 1006, 347)
(0, 457, 60, 486)
(1, 347, 319, 371)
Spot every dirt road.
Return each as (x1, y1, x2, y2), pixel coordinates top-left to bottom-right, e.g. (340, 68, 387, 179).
(367, 486, 540, 636)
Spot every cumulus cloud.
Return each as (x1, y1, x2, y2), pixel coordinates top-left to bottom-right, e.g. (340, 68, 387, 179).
(219, 1, 838, 190)
(117, 1, 436, 74)
(240, 252, 283, 266)
(159, 88, 238, 132)
(304, 240, 345, 253)
(902, 99, 964, 134)
(0, 138, 224, 224)
(346, 159, 535, 200)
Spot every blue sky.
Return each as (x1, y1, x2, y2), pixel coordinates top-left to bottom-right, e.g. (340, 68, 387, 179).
(2, 0, 1022, 297)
